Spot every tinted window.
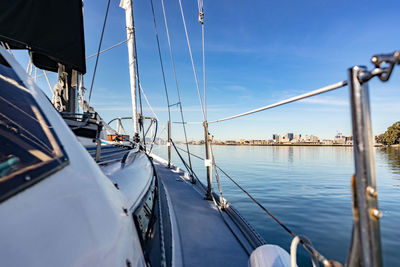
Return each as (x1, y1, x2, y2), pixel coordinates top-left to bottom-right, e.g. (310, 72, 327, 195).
(0, 55, 67, 202)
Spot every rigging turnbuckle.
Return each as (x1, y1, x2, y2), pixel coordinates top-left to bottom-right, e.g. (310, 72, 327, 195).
(198, 10, 204, 24)
(359, 50, 400, 83)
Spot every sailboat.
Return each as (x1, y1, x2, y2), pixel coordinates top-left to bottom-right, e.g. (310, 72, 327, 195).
(0, 0, 398, 266)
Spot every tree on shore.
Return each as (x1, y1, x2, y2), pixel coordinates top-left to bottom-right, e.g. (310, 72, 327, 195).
(375, 121, 400, 145)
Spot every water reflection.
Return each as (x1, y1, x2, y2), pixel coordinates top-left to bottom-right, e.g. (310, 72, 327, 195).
(377, 147, 400, 176)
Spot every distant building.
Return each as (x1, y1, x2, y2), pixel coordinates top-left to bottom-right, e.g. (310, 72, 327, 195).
(225, 140, 236, 145)
(345, 136, 353, 145)
(272, 134, 279, 142)
(334, 132, 346, 144)
(322, 139, 333, 145)
(292, 134, 302, 143)
(287, 133, 294, 141)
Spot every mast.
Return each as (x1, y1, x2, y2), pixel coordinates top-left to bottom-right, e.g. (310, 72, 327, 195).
(120, 0, 139, 141)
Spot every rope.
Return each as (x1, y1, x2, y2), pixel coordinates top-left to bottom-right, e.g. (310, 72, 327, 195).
(177, 0, 206, 121)
(88, 0, 111, 105)
(160, 0, 193, 170)
(149, 0, 171, 122)
(208, 80, 347, 124)
(86, 39, 128, 60)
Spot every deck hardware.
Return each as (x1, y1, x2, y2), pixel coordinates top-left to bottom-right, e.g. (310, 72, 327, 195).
(190, 174, 196, 184)
(366, 186, 377, 197)
(370, 209, 383, 219)
(114, 183, 119, 190)
(24, 175, 31, 181)
(125, 259, 132, 267)
(183, 172, 189, 179)
(359, 50, 400, 83)
(122, 207, 129, 216)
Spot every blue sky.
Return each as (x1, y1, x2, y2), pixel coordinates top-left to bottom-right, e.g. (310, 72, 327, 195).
(14, 0, 400, 141)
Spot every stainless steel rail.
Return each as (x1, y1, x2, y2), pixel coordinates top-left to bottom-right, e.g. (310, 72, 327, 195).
(347, 66, 382, 267)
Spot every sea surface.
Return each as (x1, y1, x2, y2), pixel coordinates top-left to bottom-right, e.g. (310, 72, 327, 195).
(152, 145, 400, 266)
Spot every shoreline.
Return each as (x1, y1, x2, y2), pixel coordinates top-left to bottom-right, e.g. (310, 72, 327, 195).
(173, 143, 392, 147)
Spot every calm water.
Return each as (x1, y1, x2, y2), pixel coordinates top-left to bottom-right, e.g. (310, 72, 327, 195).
(152, 145, 400, 266)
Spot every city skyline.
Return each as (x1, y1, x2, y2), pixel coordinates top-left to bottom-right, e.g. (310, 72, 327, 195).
(174, 131, 354, 144)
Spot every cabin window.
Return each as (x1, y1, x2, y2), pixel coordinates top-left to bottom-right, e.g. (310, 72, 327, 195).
(0, 54, 68, 202)
(133, 175, 162, 265)
(134, 177, 157, 243)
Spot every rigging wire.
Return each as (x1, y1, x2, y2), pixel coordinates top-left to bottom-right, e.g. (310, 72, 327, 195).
(148, 0, 171, 122)
(177, 0, 206, 121)
(198, 0, 207, 120)
(86, 39, 128, 60)
(160, 0, 193, 170)
(88, 0, 111, 106)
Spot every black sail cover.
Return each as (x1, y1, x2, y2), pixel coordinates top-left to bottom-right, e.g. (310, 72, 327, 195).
(0, 0, 86, 74)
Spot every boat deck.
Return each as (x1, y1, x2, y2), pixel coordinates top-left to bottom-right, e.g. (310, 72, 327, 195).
(152, 156, 254, 267)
